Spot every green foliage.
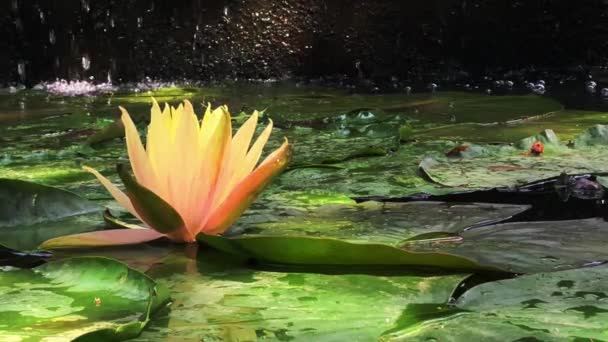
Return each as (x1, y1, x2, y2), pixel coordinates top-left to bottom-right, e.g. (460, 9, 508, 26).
(0, 257, 169, 341)
(383, 265, 608, 341)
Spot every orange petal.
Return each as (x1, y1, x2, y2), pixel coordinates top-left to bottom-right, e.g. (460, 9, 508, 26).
(229, 119, 274, 190)
(211, 111, 259, 208)
(168, 100, 205, 233)
(120, 107, 156, 190)
(145, 99, 171, 199)
(39, 228, 166, 249)
(191, 106, 232, 231)
(82, 165, 144, 222)
(202, 138, 291, 235)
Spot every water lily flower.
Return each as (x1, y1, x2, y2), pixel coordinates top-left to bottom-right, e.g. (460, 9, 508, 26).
(41, 99, 291, 248)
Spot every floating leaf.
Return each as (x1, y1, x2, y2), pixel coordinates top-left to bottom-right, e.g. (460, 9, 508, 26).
(0, 178, 101, 228)
(85, 119, 125, 146)
(0, 257, 169, 341)
(134, 248, 468, 341)
(199, 201, 529, 271)
(572, 124, 608, 147)
(418, 134, 608, 189)
(383, 265, 608, 341)
(405, 218, 608, 274)
(409, 109, 608, 143)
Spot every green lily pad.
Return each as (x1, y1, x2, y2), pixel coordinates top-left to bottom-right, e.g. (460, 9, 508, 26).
(0, 178, 101, 228)
(382, 264, 608, 341)
(404, 218, 608, 274)
(199, 201, 529, 271)
(0, 257, 169, 341)
(572, 124, 608, 147)
(133, 248, 468, 341)
(408, 109, 608, 143)
(0, 213, 105, 251)
(274, 140, 456, 197)
(419, 128, 608, 189)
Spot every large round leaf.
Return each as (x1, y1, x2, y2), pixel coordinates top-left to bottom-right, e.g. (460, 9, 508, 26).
(199, 201, 529, 271)
(409, 110, 608, 143)
(404, 218, 608, 274)
(0, 257, 169, 341)
(419, 143, 608, 190)
(382, 265, 608, 341)
(0, 178, 101, 228)
(133, 248, 469, 341)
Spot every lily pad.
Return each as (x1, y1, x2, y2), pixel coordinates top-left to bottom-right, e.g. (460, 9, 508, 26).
(0, 257, 169, 341)
(405, 218, 608, 274)
(0, 213, 105, 251)
(133, 248, 468, 341)
(199, 201, 529, 271)
(0, 178, 101, 228)
(382, 264, 608, 341)
(419, 132, 608, 189)
(408, 109, 608, 143)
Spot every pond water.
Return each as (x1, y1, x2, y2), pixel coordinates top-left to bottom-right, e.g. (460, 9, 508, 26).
(3, 84, 608, 341)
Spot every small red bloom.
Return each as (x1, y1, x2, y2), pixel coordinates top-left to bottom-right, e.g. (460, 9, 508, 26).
(530, 141, 544, 155)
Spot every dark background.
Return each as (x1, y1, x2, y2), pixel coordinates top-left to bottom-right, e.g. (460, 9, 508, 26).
(3, 0, 608, 85)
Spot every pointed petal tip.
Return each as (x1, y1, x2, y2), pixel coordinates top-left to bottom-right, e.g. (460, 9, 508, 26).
(202, 137, 292, 235)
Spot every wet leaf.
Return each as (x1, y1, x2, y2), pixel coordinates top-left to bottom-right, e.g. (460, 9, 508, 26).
(419, 127, 608, 189)
(0, 178, 101, 228)
(0, 257, 169, 341)
(405, 218, 608, 274)
(199, 201, 529, 271)
(408, 109, 606, 144)
(383, 265, 608, 341)
(132, 248, 469, 341)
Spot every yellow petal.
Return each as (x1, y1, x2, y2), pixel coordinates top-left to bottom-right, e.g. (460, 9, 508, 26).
(120, 107, 155, 190)
(228, 119, 274, 191)
(82, 165, 144, 222)
(167, 100, 205, 233)
(203, 138, 291, 235)
(145, 98, 171, 199)
(211, 111, 259, 209)
(190, 106, 232, 232)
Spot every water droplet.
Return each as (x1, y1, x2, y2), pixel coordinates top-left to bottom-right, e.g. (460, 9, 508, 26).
(82, 55, 91, 70)
(49, 29, 56, 44)
(15, 18, 23, 32)
(17, 61, 26, 82)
